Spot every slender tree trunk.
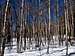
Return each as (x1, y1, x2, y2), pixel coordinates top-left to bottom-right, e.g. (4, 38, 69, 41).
(1, 37, 6, 56)
(47, 0, 51, 54)
(64, 0, 69, 55)
(1, 0, 9, 55)
(24, 29, 26, 50)
(47, 35, 50, 54)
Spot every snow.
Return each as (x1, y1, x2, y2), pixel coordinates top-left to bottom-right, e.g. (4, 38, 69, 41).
(4, 46, 75, 56)
(4, 38, 75, 56)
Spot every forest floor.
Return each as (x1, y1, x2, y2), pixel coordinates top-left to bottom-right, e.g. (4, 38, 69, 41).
(4, 38, 75, 56)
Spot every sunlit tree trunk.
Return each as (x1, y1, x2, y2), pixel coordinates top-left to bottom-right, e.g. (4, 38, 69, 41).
(69, 0, 74, 37)
(64, 0, 69, 55)
(47, 0, 51, 54)
(19, 0, 24, 52)
(1, 0, 9, 56)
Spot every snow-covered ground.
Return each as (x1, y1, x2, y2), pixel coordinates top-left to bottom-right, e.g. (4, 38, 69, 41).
(4, 46, 75, 56)
(4, 38, 75, 56)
